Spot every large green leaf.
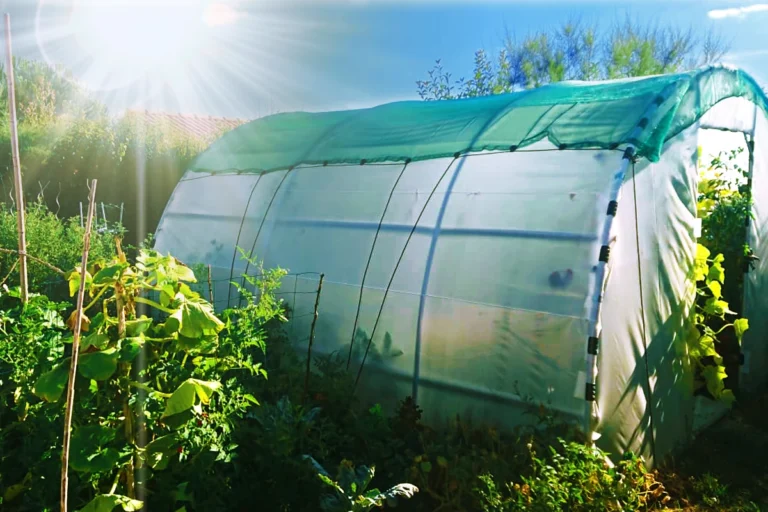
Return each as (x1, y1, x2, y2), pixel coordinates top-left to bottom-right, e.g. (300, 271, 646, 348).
(162, 379, 221, 418)
(68, 268, 93, 297)
(159, 284, 176, 308)
(33, 359, 71, 402)
(690, 334, 719, 360)
(143, 435, 179, 471)
(79, 349, 119, 381)
(92, 262, 129, 285)
(82, 332, 110, 350)
(70, 425, 121, 473)
(179, 299, 224, 338)
(707, 280, 722, 300)
(126, 316, 152, 337)
(693, 244, 710, 282)
(707, 260, 725, 284)
(165, 296, 224, 339)
(703, 298, 732, 318)
(734, 318, 749, 342)
(167, 258, 197, 283)
(702, 364, 728, 399)
(119, 337, 144, 363)
(78, 494, 143, 512)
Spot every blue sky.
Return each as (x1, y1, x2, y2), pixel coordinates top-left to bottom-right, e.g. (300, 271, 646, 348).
(3, 0, 768, 119)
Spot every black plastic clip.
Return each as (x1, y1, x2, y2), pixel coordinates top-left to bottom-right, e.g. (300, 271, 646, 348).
(587, 336, 599, 355)
(607, 200, 618, 216)
(622, 147, 638, 162)
(585, 383, 596, 402)
(599, 245, 611, 263)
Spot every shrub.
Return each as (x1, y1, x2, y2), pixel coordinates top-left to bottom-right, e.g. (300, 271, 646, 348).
(0, 201, 120, 296)
(474, 440, 667, 511)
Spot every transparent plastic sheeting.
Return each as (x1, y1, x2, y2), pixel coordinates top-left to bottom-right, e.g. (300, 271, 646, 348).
(742, 111, 768, 391)
(597, 127, 700, 466)
(190, 66, 768, 172)
(156, 144, 621, 430)
(155, 118, 768, 467)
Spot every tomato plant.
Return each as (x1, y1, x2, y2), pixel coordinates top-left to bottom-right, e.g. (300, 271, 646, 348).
(31, 246, 275, 510)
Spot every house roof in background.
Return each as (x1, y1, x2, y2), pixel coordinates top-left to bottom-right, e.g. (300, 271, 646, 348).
(125, 109, 249, 141)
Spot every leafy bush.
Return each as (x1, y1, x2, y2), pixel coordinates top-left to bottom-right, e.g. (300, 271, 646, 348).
(690, 146, 752, 399)
(0, 202, 120, 295)
(474, 440, 667, 511)
(698, 147, 752, 309)
(0, 288, 71, 510)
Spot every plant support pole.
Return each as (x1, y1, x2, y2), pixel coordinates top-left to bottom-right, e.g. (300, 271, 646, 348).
(583, 92, 667, 459)
(4, 13, 27, 303)
(61, 179, 98, 512)
(304, 274, 324, 399)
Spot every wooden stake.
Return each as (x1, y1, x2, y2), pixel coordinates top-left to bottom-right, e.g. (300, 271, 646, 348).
(4, 13, 27, 303)
(60, 180, 97, 512)
(304, 274, 324, 399)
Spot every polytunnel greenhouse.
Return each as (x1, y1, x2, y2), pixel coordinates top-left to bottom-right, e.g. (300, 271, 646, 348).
(154, 65, 768, 466)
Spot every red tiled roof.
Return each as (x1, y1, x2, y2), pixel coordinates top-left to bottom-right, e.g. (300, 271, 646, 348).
(125, 110, 248, 141)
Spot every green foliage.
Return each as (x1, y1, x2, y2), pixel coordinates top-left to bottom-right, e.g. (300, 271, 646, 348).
(474, 441, 667, 511)
(686, 146, 752, 404)
(698, 147, 753, 308)
(0, 202, 120, 295)
(77, 494, 144, 512)
(418, 19, 728, 99)
(0, 288, 71, 509)
(0, 56, 224, 248)
(308, 457, 418, 512)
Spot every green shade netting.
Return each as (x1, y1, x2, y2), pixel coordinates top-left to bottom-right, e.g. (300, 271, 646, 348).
(191, 65, 768, 173)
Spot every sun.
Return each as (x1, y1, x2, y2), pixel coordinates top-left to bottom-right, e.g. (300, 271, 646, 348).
(33, 1, 245, 95)
(30, 0, 342, 117)
(66, 1, 212, 92)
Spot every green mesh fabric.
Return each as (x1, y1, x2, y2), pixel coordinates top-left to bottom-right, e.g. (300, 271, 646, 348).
(191, 66, 768, 173)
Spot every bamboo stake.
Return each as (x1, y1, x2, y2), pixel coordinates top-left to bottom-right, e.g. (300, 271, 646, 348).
(60, 180, 97, 512)
(304, 274, 324, 399)
(4, 13, 27, 303)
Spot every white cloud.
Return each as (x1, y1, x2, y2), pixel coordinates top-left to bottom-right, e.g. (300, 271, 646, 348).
(708, 3, 768, 19)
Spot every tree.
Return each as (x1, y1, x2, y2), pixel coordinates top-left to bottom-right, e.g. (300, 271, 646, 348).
(0, 57, 212, 248)
(417, 18, 730, 100)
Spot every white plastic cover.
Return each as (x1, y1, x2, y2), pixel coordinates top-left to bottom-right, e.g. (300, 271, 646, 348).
(597, 127, 700, 466)
(154, 108, 766, 467)
(742, 110, 768, 391)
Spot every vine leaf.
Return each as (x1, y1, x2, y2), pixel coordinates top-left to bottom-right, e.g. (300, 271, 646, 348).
(77, 494, 143, 512)
(92, 262, 129, 286)
(143, 435, 179, 471)
(33, 359, 71, 402)
(162, 379, 221, 418)
(707, 258, 725, 284)
(694, 244, 710, 281)
(702, 365, 728, 398)
(82, 332, 110, 350)
(119, 337, 144, 363)
(125, 316, 152, 337)
(79, 348, 120, 381)
(166, 296, 224, 339)
(703, 298, 732, 318)
(70, 425, 121, 473)
(734, 318, 749, 343)
(68, 267, 93, 298)
(707, 280, 722, 300)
